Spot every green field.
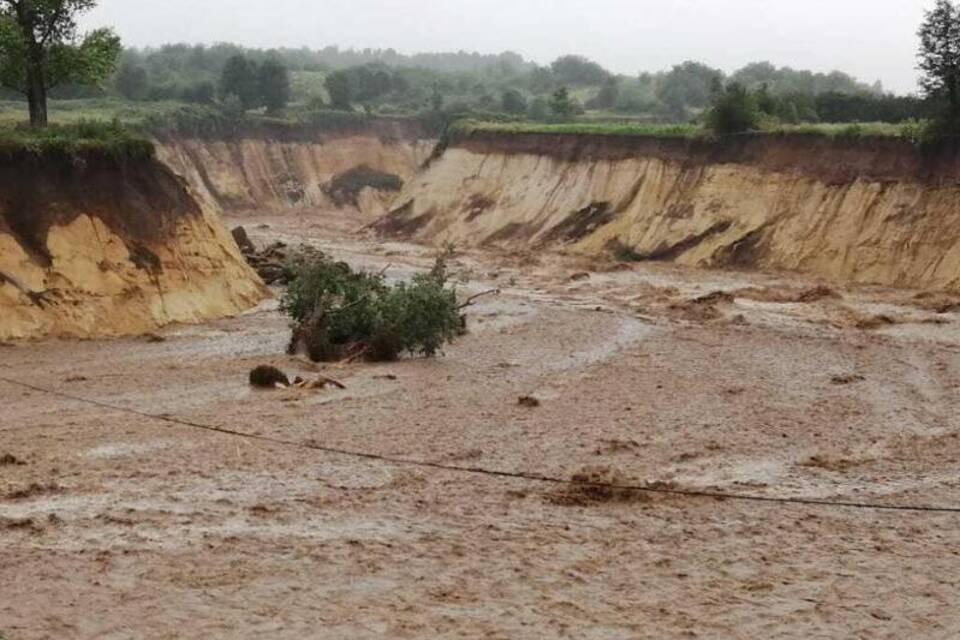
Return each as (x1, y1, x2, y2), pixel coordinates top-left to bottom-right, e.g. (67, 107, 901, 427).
(452, 118, 924, 141)
(0, 98, 187, 126)
(451, 119, 703, 138)
(0, 98, 928, 152)
(0, 118, 155, 160)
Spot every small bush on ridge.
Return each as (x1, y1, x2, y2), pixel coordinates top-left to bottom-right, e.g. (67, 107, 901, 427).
(707, 82, 760, 135)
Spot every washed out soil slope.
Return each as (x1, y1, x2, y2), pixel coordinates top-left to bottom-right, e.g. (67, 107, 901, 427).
(0, 153, 265, 339)
(381, 131, 960, 291)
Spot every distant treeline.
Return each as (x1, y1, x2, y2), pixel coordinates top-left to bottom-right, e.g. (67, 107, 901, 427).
(5, 43, 929, 125)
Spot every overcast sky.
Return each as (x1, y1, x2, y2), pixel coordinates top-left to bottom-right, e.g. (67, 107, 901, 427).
(81, 0, 932, 94)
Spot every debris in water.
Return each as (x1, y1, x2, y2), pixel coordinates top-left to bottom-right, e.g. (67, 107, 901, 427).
(546, 467, 650, 506)
(518, 395, 541, 408)
(4, 482, 61, 501)
(854, 314, 897, 331)
(233, 229, 323, 286)
(231, 226, 256, 255)
(0, 453, 26, 466)
(831, 374, 866, 385)
(290, 375, 347, 390)
(1, 517, 41, 532)
(693, 291, 736, 305)
(249, 365, 291, 389)
(910, 291, 960, 314)
(735, 285, 840, 304)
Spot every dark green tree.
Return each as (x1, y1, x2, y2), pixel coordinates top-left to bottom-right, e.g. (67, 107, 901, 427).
(550, 86, 576, 120)
(590, 77, 620, 110)
(430, 86, 443, 112)
(114, 57, 148, 101)
(527, 96, 550, 121)
(500, 88, 527, 113)
(754, 83, 777, 114)
(0, 0, 121, 127)
(527, 65, 555, 93)
(325, 69, 353, 110)
(550, 54, 610, 86)
(918, 0, 960, 130)
(656, 60, 724, 119)
(258, 58, 290, 114)
(181, 80, 215, 104)
(219, 54, 257, 110)
(706, 82, 760, 134)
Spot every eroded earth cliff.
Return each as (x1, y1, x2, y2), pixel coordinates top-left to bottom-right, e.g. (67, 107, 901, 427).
(379, 131, 960, 290)
(156, 118, 435, 219)
(0, 151, 266, 339)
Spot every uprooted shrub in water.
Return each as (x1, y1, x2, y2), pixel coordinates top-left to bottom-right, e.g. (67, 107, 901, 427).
(281, 251, 462, 362)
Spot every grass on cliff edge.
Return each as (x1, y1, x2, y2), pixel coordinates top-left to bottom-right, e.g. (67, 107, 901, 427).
(451, 119, 923, 141)
(0, 120, 155, 161)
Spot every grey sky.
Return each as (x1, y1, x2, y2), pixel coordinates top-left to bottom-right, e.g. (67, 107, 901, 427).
(82, 0, 932, 94)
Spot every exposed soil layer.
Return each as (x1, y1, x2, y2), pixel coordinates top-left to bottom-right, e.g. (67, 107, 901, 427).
(451, 129, 960, 184)
(0, 156, 200, 263)
(3, 208, 960, 639)
(0, 154, 266, 339)
(156, 131, 434, 218)
(383, 134, 960, 291)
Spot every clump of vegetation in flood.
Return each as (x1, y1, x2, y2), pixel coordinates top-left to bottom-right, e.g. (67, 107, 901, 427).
(281, 249, 462, 362)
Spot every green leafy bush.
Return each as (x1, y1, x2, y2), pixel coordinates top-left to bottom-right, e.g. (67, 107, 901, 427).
(706, 82, 760, 135)
(281, 251, 462, 362)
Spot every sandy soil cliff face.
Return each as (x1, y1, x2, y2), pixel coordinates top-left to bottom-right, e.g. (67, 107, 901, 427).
(380, 133, 960, 291)
(0, 156, 267, 340)
(156, 131, 435, 219)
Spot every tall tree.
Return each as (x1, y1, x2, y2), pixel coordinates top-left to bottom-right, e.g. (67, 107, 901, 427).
(550, 55, 610, 86)
(114, 56, 147, 101)
(0, 0, 120, 127)
(500, 88, 527, 114)
(656, 61, 724, 118)
(706, 82, 760, 134)
(918, 0, 960, 128)
(591, 77, 620, 110)
(257, 58, 290, 115)
(219, 54, 258, 110)
(549, 86, 576, 120)
(325, 70, 353, 110)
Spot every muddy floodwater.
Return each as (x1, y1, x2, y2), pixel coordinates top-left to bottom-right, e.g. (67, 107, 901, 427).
(3, 208, 960, 639)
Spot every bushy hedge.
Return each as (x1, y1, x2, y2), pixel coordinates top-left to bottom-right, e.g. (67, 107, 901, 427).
(706, 83, 760, 134)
